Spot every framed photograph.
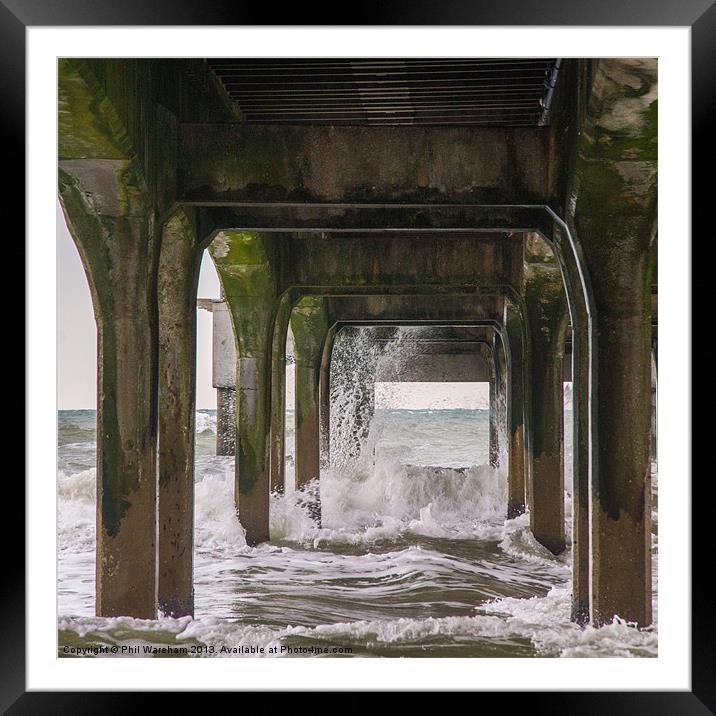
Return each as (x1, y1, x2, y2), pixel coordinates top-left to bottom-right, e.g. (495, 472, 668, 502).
(10, 0, 705, 709)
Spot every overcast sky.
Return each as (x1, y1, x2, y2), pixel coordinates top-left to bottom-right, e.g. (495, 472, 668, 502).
(57, 203, 220, 409)
(58, 204, 488, 411)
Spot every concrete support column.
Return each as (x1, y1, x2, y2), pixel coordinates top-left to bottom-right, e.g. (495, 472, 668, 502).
(525, 236, 569, 555)
(291, 298, 329, 497)
(156, 209, 201, 617)
(209, 231, 278, 546)
(211, 299, 238, 456)
(269, 293, 294, 494)
(477, 341, 500, 468)
(492, 332, 508, 470)
(650, 342, 657, 463)
(503, 302, 528, 519)
(216, 388, 236, 456)
(551, 220, 592, 624)
(59, 169, 158, 619)
(565, 59, 657, 627)
(580, 217, 654, 627)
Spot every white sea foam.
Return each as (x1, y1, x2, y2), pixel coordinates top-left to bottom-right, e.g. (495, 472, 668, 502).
(57, 327, 658, 658)
(195, 411, 217, 434)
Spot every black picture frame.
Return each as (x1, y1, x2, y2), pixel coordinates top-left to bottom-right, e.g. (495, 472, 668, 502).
(6, 1, 706, 710)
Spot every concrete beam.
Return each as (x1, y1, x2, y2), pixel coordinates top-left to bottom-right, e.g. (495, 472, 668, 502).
(181, 124, 552, 205)
(375, 351, 491, 382)
(284, 233, 526, 293)
(326, 293, 505, 326)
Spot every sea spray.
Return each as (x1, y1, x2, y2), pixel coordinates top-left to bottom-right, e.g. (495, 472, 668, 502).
(56, 342, 657, 657)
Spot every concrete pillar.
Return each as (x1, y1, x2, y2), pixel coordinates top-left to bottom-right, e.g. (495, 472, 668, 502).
(551, 220, 592, 624)
(650, 341, 657, 462)
(269, 293, 294, 494)
(291, 298, 329, 508)
(209, 231, 278, 546)
(565, 59, 657, 627)
(578, 216, 654, 627)
(211, 300, 238, 456)
(525, 236, 569, 556)
(492, 332, 508, 470)
(503, 302, 528, 519)
(481, 342, 499, 469)
(216, 388, 236, 456)
(59, 167, 158, 619)
(156, 209, 201, 617)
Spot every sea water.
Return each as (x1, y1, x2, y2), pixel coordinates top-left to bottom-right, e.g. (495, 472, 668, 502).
(57, 404, 658, 659)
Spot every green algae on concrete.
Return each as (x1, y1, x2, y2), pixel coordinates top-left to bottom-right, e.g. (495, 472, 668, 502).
(291, 297, 329, 492)
(568, 59, 657, 628)
(58, 58, 161, 619)
(209, 231, 279, 545)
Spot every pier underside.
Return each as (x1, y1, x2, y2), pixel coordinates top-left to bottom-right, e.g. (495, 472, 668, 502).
(58, 57, 657, 628)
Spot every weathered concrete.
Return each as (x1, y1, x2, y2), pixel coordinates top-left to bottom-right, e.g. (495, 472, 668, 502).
(319, 325, 339, 468)
(216, 387, 236, 456)
(474, 340, 499, 468)
(59, 59, 159, 619)
(375, 346, 491, 382)
(325, 293, 505, 326)
(197, 299, 238, 455)
(269, 292, 295, 494)
(208, 231, 279, 545)
(568, 59, 657, 627)
(524, 234, 569, 556)
(197, 205, 553, 237)
(181, 124, 552, 205)
(502, 287, 529, 518)
(650, 348, 657, 462)
(157, 208, 201, 617)
(492, 332, 508, 470)
(291, 297, 329, 493)
(57, 57, 658, 630)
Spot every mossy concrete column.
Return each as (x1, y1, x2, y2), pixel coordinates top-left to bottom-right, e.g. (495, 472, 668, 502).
(156, 208, 201, 617)
(269, 293, 294, 495)
(59, 173, 158, 618)
(291, 297, 329, 493)
(209, 231, 279, 546)
(525, 236, 569, 555)
(569, 59, 657, 627)
(58, 60, 159, 619)
(503, 300, 529, 519)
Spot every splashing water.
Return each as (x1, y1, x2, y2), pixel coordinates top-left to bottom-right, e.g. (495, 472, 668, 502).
(57, 330, 657, 658)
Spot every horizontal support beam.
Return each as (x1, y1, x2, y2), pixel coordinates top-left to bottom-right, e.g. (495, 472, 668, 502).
(376, 353, 491, 382)
(197, 204, 552, 236)
(181, 123, 552, 204)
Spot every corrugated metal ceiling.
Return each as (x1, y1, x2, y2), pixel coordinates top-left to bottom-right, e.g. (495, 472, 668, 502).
(206, 58, 559, 126)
